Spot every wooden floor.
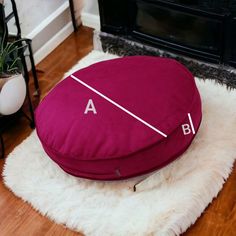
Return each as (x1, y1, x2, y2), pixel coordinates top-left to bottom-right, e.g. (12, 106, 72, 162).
(0, 26, 236, 236)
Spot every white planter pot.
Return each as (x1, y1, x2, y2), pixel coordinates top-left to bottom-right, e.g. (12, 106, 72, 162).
(0, 74, 26, 115)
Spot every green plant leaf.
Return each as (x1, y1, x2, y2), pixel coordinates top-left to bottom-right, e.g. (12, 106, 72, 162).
(0, 38, 26, 75)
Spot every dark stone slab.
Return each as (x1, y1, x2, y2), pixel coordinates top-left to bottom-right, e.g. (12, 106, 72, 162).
(100, 32, 236, 89)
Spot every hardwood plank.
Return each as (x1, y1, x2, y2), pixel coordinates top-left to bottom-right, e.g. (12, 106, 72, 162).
(0, 25, 235, 235)
(183, 162, 236, 236)
(0, 26, 92, 236)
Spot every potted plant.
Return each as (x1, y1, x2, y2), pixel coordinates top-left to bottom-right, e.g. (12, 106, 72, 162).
(0, 35, 26, 115)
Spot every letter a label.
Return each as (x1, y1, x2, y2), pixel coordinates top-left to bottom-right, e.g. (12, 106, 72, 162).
(84, 99, 97, 114)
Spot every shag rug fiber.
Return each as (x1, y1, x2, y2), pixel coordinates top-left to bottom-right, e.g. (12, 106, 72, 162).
(3, 51, 236, 236)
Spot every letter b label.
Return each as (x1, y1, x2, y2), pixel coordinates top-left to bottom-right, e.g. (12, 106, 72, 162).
(182, 124, 191, 135)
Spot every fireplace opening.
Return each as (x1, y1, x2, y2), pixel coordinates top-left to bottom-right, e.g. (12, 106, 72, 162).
(98, 0, 236, 67)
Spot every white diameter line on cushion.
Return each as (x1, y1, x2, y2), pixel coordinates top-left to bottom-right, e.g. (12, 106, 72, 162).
(71, 74, 167, 138)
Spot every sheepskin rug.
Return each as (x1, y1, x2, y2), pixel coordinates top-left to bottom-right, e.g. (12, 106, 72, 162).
(3, 51, 236, 236)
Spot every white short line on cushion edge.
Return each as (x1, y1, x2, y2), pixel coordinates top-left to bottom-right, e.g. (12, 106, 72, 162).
(188, 113, 196, 134)
(71, 74, 168, 138)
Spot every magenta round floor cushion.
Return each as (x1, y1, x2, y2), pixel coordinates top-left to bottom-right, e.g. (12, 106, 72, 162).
(35, 56, 202, 180)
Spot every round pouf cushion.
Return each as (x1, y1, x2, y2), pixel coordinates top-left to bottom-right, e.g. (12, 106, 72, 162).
(36, 56, 202, 180)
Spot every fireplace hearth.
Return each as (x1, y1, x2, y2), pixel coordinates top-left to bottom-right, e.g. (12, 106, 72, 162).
(98, 0, 236, 70)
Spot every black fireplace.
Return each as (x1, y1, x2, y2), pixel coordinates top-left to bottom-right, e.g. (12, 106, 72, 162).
(98, 0, 236, 67)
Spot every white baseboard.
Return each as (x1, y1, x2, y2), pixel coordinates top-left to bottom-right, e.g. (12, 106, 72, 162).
(81, 12, 100, 30)
(26, 2, 70, 40)
(26, 1, 74, 65)
(33, 22, 73, 65)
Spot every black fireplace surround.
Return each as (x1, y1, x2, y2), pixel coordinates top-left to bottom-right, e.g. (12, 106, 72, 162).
(98, 0, 236, 67)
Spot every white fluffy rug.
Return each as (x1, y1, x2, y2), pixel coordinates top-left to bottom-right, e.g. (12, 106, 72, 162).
(3, 51, 236, 236)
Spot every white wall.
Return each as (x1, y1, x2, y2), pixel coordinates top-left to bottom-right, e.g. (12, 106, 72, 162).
(82, 0, 99, 15)
(81, 0, 100, 30)
(5, 0, 100, 40)
(3, 0, 100, 64)
(3, 0, 79, 65)
(5, 0, 67, 36)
